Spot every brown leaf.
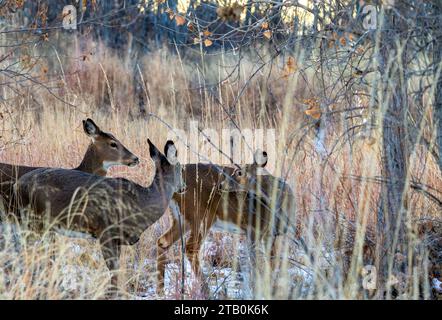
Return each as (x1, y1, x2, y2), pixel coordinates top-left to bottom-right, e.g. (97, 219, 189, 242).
(175, 15, 186, 26)
(204, 39, 213, 47)
(305, 107, 321, 120)
(303, 98, 321, 119)
(166, 8, 174, 20)
(286, 56, 297, 73)
(262, 21, 269, 29)
(339, 36, 347, 46)
(356, 46, 365, 55)
(263, 30, 272, 39)
(347, 32, 355, 42)
(282, 56, 298, 79)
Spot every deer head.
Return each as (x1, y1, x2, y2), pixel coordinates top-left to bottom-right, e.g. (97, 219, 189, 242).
(82, 118, 139, 171)
(219, 149, 269, 194)
(148, 139, 186, 195)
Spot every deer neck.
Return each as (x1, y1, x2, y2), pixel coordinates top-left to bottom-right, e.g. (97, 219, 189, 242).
(75, 143, 107, 176)
(139, 168, 176, 220)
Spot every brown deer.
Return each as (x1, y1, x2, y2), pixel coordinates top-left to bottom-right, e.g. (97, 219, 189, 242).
(0, 118, 139, 216)
(156, 150, 302, 295)
(14, 139, 185, 296)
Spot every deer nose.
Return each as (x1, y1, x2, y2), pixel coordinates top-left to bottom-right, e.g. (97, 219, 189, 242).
(129, 157, 140, 167)
(178, 185, 187, 194)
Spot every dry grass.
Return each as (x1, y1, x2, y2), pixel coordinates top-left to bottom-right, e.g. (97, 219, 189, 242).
(0, 40, 441, 299)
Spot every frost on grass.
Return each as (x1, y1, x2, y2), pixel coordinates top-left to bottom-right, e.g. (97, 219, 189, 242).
(152, 231, 317, 300)
(0, 223, 109, 299)
(1, 220, 439, 299)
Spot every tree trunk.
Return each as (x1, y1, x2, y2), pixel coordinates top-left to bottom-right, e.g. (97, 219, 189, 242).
(377, 5, 410, 291)
(434, 1, 442, 173)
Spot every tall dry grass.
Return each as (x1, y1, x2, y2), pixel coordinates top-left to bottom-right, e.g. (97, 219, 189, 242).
(0, 37, 441, 299)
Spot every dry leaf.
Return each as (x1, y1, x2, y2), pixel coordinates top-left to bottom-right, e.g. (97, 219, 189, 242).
(339, 36, 347, 46)
(263, 30, 272, 39)
(303, 98, 321, 120)
(193, 37, 200, 44)
(203, 29, 212, 37)
(175, 15, 186, 26)
(204, 39, 213, 47)
(356, 46, 365, 55)
(187, 22, 194, 31)
(166, 8, 174, 20)
(216, 4, 243, 21)
(305, 107, 321, 119)
(286, 56, 297, 73)
(21, 54, 31, 68)
(262, 21, 269, 29)
(282, 56, 297, 79)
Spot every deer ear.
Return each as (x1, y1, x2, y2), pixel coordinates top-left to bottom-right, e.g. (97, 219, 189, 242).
(164, 140, 178, 165)
(254, 149, 268, 167)
(148, 139, 161, 161)
(83, 119, 100, 138)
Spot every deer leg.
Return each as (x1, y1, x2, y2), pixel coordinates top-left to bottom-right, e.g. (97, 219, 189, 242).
(270, 236, 280, 270)
(100, 238, 121, 299)
(248, 228, 258, 265)
(185, 228, 210, 297)
(156, 210, 182, 294)
(239, 230, 258, 299)
(0, 181, 14, 215)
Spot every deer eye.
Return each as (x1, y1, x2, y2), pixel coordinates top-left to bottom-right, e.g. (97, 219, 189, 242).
(109, 142, 118, 149)
(236, 170, 244, 177)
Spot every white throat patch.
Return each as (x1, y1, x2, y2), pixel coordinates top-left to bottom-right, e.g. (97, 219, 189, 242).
(256, 167, 269, 176)
(103, 161, 122, 170)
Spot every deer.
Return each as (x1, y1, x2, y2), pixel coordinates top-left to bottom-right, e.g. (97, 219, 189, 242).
(14, 139, 185, 296)
(0, 118, 139, 218)
(156, 149, 304, 296)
